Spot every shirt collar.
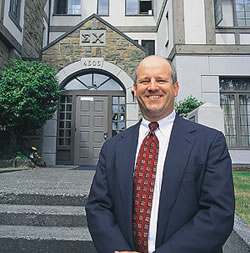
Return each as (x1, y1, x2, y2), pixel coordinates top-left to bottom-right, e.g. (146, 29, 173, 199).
(141, 111, 176, 136)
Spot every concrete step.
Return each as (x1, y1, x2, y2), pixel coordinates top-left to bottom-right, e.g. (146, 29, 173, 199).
(0, 204, 87, 227)
(0, 192, 88, 206)
(0, 225, 96, 253)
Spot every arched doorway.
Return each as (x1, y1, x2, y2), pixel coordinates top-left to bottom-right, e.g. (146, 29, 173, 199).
(57, 70, 126, 165)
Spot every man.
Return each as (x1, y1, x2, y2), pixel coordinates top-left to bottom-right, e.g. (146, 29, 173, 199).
(86, 56, 235, 253)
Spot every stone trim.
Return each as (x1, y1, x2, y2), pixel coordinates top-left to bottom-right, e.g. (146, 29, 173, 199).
(204, 0, 216, 44)
(173, 44, 250, 55)
(172, 0, 185, 44)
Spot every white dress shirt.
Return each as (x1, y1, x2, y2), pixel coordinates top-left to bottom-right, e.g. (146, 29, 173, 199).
(134, 111, 176, 253)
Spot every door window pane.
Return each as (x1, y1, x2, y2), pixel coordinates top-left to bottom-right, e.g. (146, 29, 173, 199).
(98, 0, 109, 15)
(58, 96, 72, 146)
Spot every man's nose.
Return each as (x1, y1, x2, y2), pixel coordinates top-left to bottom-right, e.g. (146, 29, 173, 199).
(148, 79, 159, 90)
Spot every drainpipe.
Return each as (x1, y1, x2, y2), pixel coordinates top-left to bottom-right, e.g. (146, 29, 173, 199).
(47, 0, 51, 45)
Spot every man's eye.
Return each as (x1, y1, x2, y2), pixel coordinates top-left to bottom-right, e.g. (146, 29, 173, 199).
(157, 80, 168, 84)
(138, 80, 150, 84)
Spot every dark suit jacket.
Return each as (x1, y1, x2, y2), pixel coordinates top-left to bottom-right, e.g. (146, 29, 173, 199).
(86, 115, 235, 253)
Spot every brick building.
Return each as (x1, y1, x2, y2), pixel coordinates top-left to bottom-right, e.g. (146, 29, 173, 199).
(1, 0, 250, 166)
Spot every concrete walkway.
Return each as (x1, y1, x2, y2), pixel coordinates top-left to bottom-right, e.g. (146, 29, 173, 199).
(0, 166, 95, 197)
(0, 166, 96, 253)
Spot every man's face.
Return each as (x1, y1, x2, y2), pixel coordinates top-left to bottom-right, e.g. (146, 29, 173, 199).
(133, 56, 179, 122)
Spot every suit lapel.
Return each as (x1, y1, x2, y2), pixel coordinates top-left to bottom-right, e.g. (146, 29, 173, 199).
(156, 116, 197, 247)
(116, 121, 141, 247)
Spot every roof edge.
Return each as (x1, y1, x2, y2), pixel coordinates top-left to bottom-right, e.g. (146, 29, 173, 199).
(42, 13, 146, 53)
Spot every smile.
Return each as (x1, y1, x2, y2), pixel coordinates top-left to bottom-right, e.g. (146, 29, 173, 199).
(147, 95, 161, 99)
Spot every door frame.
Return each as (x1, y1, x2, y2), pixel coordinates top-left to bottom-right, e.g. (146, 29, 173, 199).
(56, 90, 125, 165)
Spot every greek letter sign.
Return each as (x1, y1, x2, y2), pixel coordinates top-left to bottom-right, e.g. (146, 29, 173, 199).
(79, 30, 106, 47)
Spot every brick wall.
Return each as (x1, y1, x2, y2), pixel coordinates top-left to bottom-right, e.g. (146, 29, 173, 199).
(0, 39, 9, 68)
(42, 17, 145, 79)
(22, 0, 47, 58)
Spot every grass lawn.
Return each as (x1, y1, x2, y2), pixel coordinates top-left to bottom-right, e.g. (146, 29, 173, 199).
(232, 171, 250, 227)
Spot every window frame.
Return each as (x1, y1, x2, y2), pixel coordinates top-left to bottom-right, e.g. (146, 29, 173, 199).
(97, 0, 110, 16)
(125, 0, 153, 16)
(220, 77, 250, 149)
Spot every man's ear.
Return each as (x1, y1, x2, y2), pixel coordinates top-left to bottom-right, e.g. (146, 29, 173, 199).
(132, 83, 137, 96)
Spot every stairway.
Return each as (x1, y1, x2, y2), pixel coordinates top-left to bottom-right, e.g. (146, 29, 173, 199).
(0, 168, 96, 253)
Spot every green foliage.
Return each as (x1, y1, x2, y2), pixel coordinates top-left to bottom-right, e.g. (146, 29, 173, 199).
(15, 152, 30, 161)
(0, 59, 61, 154)
(0, 59, 61, 133)
(175, 95, 204, 118)
(233, 171, 250, 226)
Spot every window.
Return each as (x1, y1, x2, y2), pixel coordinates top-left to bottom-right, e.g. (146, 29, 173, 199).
(54, 0, 80, 15)
(220, 78, 250, 147)
(58, 96, 72, 146)
(98, 0, 109, 15)
(126, 0, 152, 15)
(112, 96, 126, 136)
(64, 73, 123, 91)
(214, 0, 223, 26)
(235, 0, 250, 26)
(9, 0, 21, 26)
(142, 40, 155, 55)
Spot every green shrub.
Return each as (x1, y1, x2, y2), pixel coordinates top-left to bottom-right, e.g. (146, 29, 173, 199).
(0, 59, 61, 155)
(175, 95, 204, 118)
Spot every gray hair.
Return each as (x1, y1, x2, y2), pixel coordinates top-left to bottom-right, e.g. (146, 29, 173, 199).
(133, 57, 177, 84)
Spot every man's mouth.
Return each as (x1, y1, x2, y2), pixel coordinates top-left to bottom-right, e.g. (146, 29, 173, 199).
(147, 95, 161, 99)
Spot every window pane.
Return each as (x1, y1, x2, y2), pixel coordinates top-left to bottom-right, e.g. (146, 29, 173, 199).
(220, 94, 237, 147)
(113, 97, 119, 104)
(142, 40, 155, 55)
(98, 0, 109, 15)
(98, 79, 123, 90)
(113, 105, 119, 113)
(220, 78, 250, 91)
(94, 73, 110, 87)
(59, 130, 64, 137)
(77, 74, 92, 87)
(66, 121, 71, 128)
(55, 0, 67, 14)
(235, 0, 250, 26)
(60, 104, 65, 111)
(126, 0, 138, 15)
(66, 104, 72, 111)
(59, 121, 64, 128)
(68, 0, 80, 14)
(239, 95, 250, 146)
(140, 0, 152, 14)
(65, 79, 87, 90)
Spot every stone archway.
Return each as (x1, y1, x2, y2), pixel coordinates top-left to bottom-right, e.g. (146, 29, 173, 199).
(42, 58, 138, 165)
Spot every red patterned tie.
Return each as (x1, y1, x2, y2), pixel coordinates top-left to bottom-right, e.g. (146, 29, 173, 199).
(133, 122, 159, 253)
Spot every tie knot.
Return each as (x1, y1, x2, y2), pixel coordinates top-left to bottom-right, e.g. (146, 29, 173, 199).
(149, 122, 159, 132)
